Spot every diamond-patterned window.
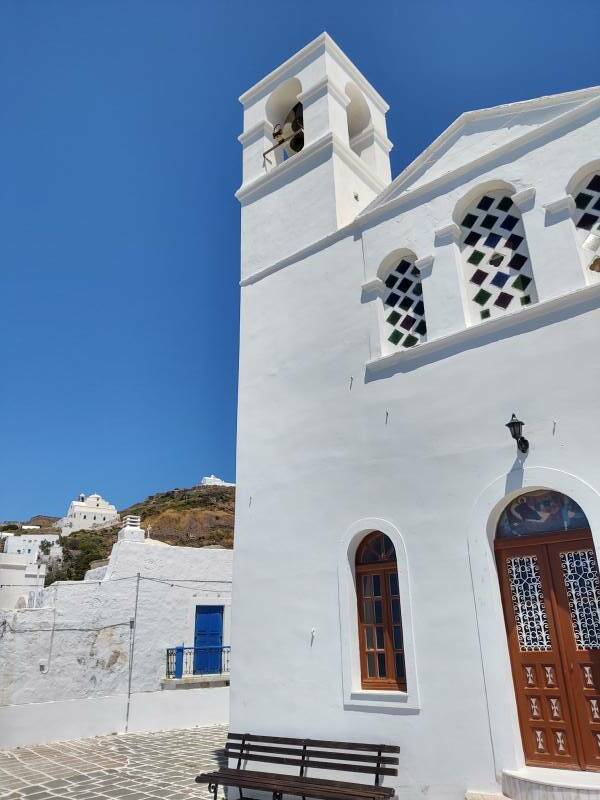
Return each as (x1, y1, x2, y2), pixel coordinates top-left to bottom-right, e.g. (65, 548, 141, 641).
(382, 257, 426, 349)
(569, 171, 600, 279)
(458, 191, 537, 323)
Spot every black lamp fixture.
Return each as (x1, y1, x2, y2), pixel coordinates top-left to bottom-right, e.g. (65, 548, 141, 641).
(506, 413, 529, 454)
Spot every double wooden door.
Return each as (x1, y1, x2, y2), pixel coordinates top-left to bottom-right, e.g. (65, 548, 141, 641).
(497, 532, 600, 770)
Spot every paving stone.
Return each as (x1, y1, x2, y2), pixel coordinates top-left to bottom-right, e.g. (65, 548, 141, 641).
(0, 727, 227, 800)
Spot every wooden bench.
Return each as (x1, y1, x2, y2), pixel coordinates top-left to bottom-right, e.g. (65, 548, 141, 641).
(196, 732, 400, 800)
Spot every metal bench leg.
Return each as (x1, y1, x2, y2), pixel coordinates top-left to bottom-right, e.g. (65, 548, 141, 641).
(208, 782, 219, 800)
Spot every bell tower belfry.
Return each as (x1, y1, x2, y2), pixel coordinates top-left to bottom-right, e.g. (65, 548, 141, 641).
(236, 33, 393, 280)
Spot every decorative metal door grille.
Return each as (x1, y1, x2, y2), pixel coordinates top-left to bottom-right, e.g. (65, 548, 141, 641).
(507, 554, 551, 652)
(459, 191, 536, 322)
(382, 258, 426, 349)
(560, 549, 600, 651)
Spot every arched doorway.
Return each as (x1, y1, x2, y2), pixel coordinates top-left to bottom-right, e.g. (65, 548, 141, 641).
(495, 489, 600, 771)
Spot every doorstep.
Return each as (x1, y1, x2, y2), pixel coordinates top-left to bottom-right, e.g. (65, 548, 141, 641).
(503, 767, 600, 800)
(161, 674, 230, 690)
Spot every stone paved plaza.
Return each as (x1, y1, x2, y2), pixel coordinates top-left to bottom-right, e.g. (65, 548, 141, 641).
(0, 725, 227, 800)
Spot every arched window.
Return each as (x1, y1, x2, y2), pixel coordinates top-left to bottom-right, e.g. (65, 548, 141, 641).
(458, 189, 537, 323)
(569, 170, 600, 277)
(382, 256, 426, 349)
(356, 532, 406, 690)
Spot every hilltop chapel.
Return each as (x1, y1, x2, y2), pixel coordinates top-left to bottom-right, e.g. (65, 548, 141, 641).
(229, 33, 600, 800)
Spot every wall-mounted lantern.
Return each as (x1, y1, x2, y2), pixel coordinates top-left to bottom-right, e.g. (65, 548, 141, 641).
(506, 413, 529, 454)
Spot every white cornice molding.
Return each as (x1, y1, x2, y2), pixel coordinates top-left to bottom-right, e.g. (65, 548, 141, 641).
(238, 120, 272, 146)
(414, 255, 434, 279)
(349, 125, 393, 155)
(238, 32, 389, 113)
(434, 223, 461, 246)
(365, 282, 600, 376)
(361, 277, 385, 296)
(544, 195, 576, 223)
(360, 90, 600, 223)
(299, 76, 348, 109)
(236, 131, 386, 205)
(511, 186, 536, 212)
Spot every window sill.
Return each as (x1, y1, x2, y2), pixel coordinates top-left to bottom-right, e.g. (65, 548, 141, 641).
(365, 281, 600, 378)
(344, 689, 420, 714)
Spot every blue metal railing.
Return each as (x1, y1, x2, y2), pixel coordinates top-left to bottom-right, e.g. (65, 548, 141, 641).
(166, 645, 231, 679)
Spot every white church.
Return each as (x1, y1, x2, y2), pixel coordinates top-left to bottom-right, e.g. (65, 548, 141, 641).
(230, 33, 600, 800)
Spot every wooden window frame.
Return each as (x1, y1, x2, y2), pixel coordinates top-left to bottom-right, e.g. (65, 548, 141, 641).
(356, 533, 406, 691)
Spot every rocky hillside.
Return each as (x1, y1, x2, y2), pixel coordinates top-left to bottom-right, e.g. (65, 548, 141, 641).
(121, 484, 235, 549)
(38, 484, 235, 584)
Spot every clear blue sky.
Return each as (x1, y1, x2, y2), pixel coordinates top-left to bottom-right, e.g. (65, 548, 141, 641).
(1, 1, 598, 519)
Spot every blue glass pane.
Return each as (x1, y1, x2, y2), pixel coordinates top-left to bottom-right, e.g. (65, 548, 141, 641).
(395, 653, 406, 681)
(367, 653, 376, 677)
(389, 573, 399, 596)
(393, 625, 403, 649)
(372, 574, 381, 597)
(374, 601, 383, 624)
(378, 653, 387, 677)
(392, 599, 401, 624)
(497, 490, 589, 539)
(376, 626, 384, 649)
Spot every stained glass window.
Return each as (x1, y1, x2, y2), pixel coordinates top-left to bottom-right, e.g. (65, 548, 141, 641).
(497, 490, 589, 539)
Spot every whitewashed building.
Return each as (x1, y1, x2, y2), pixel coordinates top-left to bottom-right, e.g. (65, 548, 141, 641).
(58, 492, 119, 536)
(0, 518, 232, 747)
(231, 33, 600, 800)
(0, 553, 46, 610)
(3, 532, 61, 564)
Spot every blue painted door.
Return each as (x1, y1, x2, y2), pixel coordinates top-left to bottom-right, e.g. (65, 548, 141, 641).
(194, 605, 223, 674)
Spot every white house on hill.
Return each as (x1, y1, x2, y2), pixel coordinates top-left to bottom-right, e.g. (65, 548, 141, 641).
(58, 492, 119, 536)
(231, 33, 600, 800)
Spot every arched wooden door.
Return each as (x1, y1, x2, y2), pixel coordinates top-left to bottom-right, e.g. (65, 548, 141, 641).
(495, 490, 600, 771)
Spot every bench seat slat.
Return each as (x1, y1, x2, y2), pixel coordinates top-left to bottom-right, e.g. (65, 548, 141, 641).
(197, 770, 395, 799)
(226, 744, 398, 765)
(205, 768, 394, 795)
(222, 752, 397, 776)
(228, 733, 400, 755)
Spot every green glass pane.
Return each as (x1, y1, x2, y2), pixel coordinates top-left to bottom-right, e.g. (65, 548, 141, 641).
(473, 289, 491, 306)
(512, 274, 531, 292)
(386, 310, 400, 325)
(403, 334, 419, 348)
(388, 329, 402, 345)
(520, 294, 531, 306)
(467, 250, 485, 266)
(480, 309, 491, 320)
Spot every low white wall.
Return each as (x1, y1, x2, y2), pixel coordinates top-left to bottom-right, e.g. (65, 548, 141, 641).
(0, 686, 229, 749)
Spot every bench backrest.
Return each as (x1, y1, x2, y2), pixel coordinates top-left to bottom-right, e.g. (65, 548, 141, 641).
(226, 733, 400, 786)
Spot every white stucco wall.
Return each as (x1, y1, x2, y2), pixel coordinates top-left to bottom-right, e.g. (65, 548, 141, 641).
(232, 37, 600, 800)
(0, 539, 232, 746)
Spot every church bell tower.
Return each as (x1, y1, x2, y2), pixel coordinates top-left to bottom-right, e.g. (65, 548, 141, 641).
(236, 33, 393, 280)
